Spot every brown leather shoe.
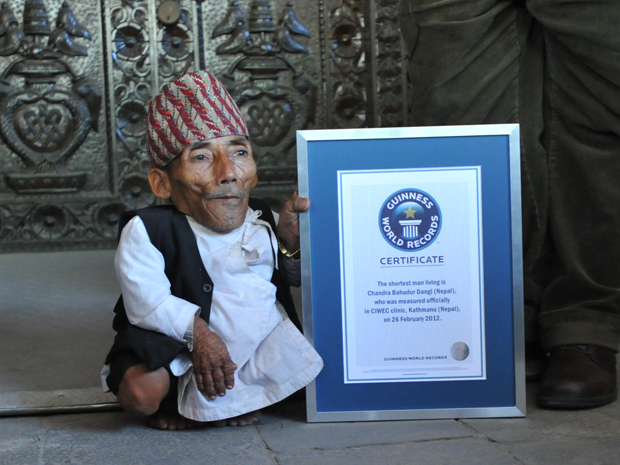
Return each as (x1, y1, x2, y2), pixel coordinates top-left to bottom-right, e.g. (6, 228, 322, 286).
(537, 345, 617, 409)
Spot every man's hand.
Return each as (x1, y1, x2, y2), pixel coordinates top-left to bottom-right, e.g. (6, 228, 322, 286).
(276, 188, 310, 254)
(191, 317, 237, 400)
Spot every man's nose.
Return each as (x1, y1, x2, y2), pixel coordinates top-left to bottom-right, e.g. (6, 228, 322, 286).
(213, 154, 237, 184)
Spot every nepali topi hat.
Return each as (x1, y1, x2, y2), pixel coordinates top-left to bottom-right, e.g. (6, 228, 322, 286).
(146, 71, 249, 169)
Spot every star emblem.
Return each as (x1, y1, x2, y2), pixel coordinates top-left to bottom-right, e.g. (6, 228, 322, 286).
(403, 206, 416, 219)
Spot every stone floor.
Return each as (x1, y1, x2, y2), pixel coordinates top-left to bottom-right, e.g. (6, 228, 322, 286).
(1, 383, 620, 465)
(1, 251, 619, 465)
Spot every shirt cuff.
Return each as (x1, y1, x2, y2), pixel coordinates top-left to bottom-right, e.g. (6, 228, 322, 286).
(183, 313, 198, 351)
(159, 297, 201, 343)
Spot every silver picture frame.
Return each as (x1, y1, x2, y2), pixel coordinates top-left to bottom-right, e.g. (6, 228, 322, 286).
(297, 124, 525, 422)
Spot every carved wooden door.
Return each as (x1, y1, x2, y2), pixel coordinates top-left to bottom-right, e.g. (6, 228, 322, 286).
(0, 0, 407, 251)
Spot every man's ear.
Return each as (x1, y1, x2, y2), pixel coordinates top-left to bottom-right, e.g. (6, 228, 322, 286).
(148, 168, 172, 200)
(251, 173, 258, 188)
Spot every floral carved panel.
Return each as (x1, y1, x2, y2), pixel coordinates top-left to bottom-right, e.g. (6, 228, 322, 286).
(106, 0, 199, 226)
(374, 0, 408, 127)
(0, 0, 408, 251)
(0, 0, 112, 250)
(0, 0, 201, 251)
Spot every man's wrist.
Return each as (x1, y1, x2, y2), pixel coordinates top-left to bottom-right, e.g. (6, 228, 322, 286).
(278, 238, 300, 259)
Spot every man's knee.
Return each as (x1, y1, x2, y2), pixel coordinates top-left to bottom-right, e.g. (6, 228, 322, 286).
(117, 381, 160, 416)
(117, 365, 170, 416)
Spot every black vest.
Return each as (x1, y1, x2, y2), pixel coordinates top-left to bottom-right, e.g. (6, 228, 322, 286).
(104, 199, 301, 370)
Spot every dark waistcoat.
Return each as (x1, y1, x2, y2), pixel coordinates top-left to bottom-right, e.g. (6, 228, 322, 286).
(104, 199, 301, 370)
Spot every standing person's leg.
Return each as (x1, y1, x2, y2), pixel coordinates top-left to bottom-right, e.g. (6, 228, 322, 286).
(397, 0, 549, 372)
(399, 0, 523, 126)
(528, 0, 620, 408)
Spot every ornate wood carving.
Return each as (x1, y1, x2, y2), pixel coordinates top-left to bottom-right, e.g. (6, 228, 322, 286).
(107, 0, 198, 211)
(0, 0, 408, 251)
(0, 0, 111, 250)
(324, 0, 373, 129)
(374, 0, 408, 127)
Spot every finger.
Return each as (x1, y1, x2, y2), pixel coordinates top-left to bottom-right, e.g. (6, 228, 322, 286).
(211, 366, 227, 397)
(223, 362, 237, 390)
(202, 371, 217, 400)
(195, 372, 204, 393)
(293, 194, 310, 213)
(283, 189, 309, 214)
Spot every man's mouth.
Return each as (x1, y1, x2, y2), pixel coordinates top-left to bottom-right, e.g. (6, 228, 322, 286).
(204, 187, 245, 201)
(211, 195, 242, 201)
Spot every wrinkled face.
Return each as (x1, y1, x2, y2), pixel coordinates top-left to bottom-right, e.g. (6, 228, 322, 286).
(160, 135, 256, 233)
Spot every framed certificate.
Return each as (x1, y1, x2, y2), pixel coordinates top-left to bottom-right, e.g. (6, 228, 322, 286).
(297, 125, 525, 422)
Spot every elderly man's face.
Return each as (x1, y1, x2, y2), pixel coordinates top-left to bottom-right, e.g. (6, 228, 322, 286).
(151, 135, 257, 233)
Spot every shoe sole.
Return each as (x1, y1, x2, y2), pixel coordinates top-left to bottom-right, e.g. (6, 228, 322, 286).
(537, 388, 618, 409)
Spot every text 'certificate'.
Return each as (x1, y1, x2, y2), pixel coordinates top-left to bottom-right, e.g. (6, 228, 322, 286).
(338, 167, 486, 383)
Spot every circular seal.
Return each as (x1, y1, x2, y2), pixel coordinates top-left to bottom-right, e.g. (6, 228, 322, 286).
(450, 342, 470, 361)
(378, 188, 442, 251)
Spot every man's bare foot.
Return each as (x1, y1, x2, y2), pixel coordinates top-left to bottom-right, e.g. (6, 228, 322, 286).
(148, 409, 203, 430)
(148, 409, 261, 430)
(212, 410, 261, 427)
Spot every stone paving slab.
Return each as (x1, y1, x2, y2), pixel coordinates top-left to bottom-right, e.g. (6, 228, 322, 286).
(257, 417, 474, 452)
(506, 437, 620, 465)
(0, 414, 46, 442)
(464, 383, 620, 442)
(40, 428, 276, 465)
(595, 390, 620, 422)
(1, 400, 620, 465)
(0, 412, 278, 465)
(274, 437, 522, 465)
(0, 436, 42, 465)
(464, 406, 620, 443)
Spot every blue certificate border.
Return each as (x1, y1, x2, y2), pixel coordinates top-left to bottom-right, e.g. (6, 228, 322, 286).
(339, 167, 486, 384)
(298, 125, 525, 422)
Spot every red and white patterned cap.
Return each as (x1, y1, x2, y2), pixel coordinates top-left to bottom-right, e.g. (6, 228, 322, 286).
(146, 71, 249, 168)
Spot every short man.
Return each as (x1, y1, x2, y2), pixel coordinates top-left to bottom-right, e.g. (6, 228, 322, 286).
(101, 71, 323, 429)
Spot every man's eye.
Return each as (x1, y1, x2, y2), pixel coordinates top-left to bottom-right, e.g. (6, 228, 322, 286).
(194, 154, 206, 161)
(234, 150, 248, 157)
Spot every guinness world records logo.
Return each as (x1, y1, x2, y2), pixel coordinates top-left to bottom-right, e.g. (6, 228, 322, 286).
(379, 188, 442, 251)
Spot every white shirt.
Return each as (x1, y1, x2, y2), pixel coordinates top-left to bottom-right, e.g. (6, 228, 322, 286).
(102, 207, 323, 422)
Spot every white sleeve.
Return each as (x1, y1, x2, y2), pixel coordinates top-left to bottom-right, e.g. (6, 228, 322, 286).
(115, 216, 200, 343)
